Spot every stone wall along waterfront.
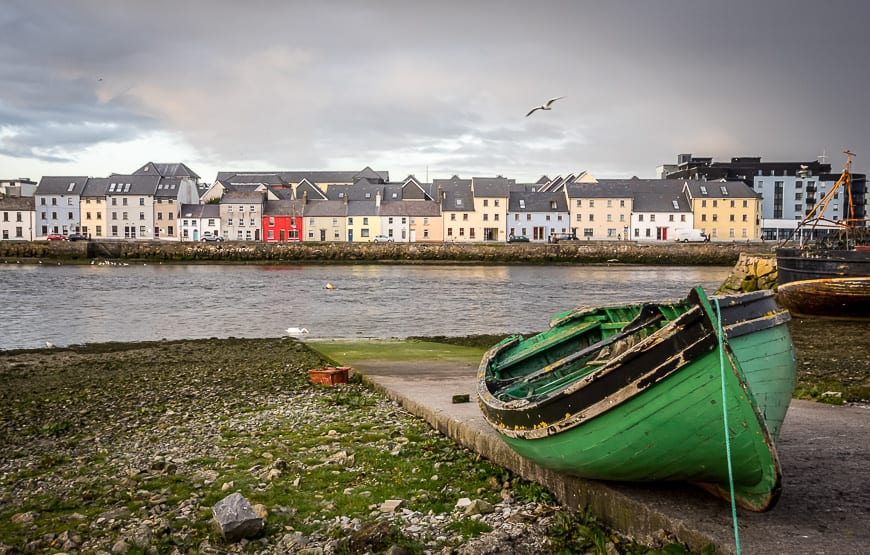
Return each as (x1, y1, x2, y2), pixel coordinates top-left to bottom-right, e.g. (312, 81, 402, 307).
(0, 240, 771, 265)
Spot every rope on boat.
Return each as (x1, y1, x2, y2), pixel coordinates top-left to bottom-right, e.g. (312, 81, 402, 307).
(714, 297, 742, 554)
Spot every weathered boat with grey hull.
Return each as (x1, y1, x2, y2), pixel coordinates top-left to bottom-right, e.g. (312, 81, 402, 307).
(477, 287, 796, 512)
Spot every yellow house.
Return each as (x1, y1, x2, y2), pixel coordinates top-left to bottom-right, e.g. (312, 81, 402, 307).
(80, 177, 109, 239)
(437, 177, 475, 242)
(682, 181, 762, 241)
(468, 177, 511, 242)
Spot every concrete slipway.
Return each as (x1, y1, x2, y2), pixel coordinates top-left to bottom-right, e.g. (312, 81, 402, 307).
(308, 341, 869, 555)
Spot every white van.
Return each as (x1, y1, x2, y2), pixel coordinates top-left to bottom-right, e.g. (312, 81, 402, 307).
(674, 229, 709, 243)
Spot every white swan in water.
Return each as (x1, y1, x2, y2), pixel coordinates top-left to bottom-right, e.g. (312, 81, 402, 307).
(286, 327, 309, 337)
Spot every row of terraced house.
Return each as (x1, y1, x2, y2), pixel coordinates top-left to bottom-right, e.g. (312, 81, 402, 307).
(1, 155, 866, 243)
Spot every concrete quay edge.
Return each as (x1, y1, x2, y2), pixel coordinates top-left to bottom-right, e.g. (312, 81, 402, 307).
(362, 375, 734, 554)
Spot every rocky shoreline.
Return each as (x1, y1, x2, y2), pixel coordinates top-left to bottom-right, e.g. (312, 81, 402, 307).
(1, 315, 866, 554)
(0, 338, 688, 555)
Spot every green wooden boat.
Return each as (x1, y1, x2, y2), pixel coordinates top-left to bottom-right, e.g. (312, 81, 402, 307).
(477, 287, 796, 512)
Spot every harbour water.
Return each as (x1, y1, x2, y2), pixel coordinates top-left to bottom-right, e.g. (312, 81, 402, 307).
(0, 263, 730, 350)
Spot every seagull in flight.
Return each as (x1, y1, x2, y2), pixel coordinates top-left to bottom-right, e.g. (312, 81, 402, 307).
(525, 96, 565, 117)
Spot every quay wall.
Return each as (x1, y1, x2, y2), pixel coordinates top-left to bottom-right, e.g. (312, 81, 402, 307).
(0, 240, 775, 266)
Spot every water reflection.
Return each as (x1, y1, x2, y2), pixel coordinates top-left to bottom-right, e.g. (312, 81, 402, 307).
(0, 264, 730, 350)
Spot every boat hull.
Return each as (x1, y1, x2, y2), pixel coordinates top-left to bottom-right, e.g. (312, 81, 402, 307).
(775, 247, 870, 284)
(776, 277, 870, 319)
(478, 288, 795, 512)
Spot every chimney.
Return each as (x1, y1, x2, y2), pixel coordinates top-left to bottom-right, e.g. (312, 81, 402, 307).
(303, 190, 308, 204)
(375, 190, 381, 208)
(438, 185, 444, 200)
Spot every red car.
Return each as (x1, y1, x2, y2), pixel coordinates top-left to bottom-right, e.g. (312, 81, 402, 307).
(46, 234, 68, 241)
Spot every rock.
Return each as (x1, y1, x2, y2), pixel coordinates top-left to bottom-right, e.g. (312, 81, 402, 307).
(464, 499, 494, 516)
(380, 499, 405, 513)
(251, 504, 268, 520)
(111, 539, 130, 554)
(212, 492, 264, 542)
(385, 545, 412, 555)
(10, 511, 37, 525)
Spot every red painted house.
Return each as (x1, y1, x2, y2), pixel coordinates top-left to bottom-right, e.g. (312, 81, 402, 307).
(263, 200, 305, 242)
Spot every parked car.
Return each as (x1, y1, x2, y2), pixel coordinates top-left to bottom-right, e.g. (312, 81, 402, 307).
(200, 233, 224, 242)
(551, 233, 579, 243)
(508, 235, 530, 243)
(372, 235, 393, 243)
(46, 234, 67, 241)
(67, 233, 88, 241)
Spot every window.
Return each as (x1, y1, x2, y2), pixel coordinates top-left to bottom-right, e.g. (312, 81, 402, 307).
(140, 212, 145, 221)
(730, 214, 735, 222)
(519, 200, 525, 209)
(589, 214, 594, 222)
(589, 200, 595, 207)
(701, 200, 707, 207)
(250, 218, 255, 226)
(721, 186, 728, 195)
(139, 198, 145, 206)
(494, 213, 499, 221)
(650, 214, 655, 222)
(463, 214, 468, 221)
(388, 217, 394, 224)
(494, 200, 499, 207)
(122, 198, 128, 206)
(576, 214, 581, 221)
(363, 217, 368, 225)
(638, 214, 644, 221)
(249, 205, 255, 212)
(712, 214, 718, 222)
(607, 200, 612, 207)
(122, 212, 128, 220)
(483, 214, 489, 221)
(712, 200, 718, 208)
(450, 213, 456, 221)
(730, 200, 735, 208)
(483, 199, 489, 207)
(348, 217, 353, 225)
(365, 192, 371, 199)
(584, 228, 594, 237)
(576, 200, 582, 207)
(620, 199, 625, 207)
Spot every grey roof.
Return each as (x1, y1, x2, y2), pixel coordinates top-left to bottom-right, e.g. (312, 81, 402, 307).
(221, 183, 267, 195)
(508, 191, 568, 212)
(179, 203, 220, 219)
(221, 190, 266, 203)
(221, 174, 287, 186)
(303, 200, 347, 217)
(434, 177, 474, 211)
(565, 181, 635, 198)
(103, 174, 161, 196)
(35, 176, 89, 196)
(154, 177, 186, 198)
(378, 200, 441, 217)
(81, 177, 109, 198)
(325, 183, 385, 202)
(471, 176, 513, 197)
(264, 199, 305, 216)
(215, 167, 389, 185)
(296, 180, 328, 200)
(632, 191, 691, 213)
(346, 199, 378, 217)
(683, 180, 761, 199)
(0, 196, 35, 210)
(133, 162, 200, 180)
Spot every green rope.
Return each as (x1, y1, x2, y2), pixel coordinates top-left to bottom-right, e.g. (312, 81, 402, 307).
(714, 297, 741, 554)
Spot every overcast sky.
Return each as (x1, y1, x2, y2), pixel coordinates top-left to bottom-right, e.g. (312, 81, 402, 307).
(2, 0, 868, 185)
